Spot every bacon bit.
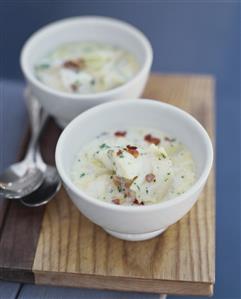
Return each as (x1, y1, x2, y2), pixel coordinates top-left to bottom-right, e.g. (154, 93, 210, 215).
(113, 176, 138, 201)
(144, 134, 160, 145)
(116, 149, 123, 156)
(164, 136, 176, 142)
(63, 58, 85, 71)
(127, 176, 138, 190)
(112, 198, 121, 205)
(113, 175, 137, 189)
(125, 145, 139, 158)
(133, 198, 144, 205)
(145, 173, 156, 183)
(126, 145, 137, 150)
(114, 131, 127, 137)
(113, 175, 122, 188)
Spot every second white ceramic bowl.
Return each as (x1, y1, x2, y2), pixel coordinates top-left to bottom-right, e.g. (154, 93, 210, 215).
(20, 16, 153, 127)
(55, 99, 213, 241)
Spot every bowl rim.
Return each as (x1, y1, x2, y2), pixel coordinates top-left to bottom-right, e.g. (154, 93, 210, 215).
(20, 16, 153, 101)
(55, 99, 214, 212)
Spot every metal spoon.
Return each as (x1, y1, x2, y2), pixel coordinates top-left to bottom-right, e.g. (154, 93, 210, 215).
(20, 95, 61, 207)
(0, 168, 43, 199)
(20, 147, 61, 207)
(0, 91, 46, 199)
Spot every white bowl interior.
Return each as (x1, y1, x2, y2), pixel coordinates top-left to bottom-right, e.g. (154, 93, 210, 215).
(57, 100, 212, 185)
(22, 17, 150, 76)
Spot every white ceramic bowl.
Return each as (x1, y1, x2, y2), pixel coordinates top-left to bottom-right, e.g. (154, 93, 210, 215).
(55, 99, 213, 241)
(20, 16, 153, 127)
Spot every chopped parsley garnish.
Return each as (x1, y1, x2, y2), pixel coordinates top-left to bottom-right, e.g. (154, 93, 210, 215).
(134, 182, 140, 191)
(99, 143, 110, 149)
(80, 173, 85, 178)
(36, 63, 50, 69)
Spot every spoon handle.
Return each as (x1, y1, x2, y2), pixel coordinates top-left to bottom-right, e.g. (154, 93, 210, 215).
(24, 89, 48, 162)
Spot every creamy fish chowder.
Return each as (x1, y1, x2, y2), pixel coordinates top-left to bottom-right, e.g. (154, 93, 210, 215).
(70, 128, 196, 206)
(34, 41, 140, 94)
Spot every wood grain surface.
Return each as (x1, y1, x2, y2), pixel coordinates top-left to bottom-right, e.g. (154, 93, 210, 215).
(0, 74, 215, 296)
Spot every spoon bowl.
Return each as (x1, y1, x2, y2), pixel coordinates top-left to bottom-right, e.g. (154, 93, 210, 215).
(20, 142, 61, 207)
(0, 162, 44, 199)
(20, 165, 61, 207)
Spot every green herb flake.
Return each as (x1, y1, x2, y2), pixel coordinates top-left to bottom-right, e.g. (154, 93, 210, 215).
(99, 143, 110, 149)
(181, 175, 185, 179)
(80, 173, 86, 178)
(134, 182, 141, 191)
(37, 63, 50, 69)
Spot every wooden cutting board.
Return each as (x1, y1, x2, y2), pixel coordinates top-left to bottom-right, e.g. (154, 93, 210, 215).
(0, 74, 215, 296)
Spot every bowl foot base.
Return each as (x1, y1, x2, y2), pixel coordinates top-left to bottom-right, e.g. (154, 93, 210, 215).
(104, 227, 167, 241)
